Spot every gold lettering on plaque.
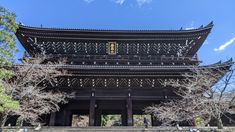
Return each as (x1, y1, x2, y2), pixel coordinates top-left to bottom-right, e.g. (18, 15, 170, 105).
(107, 42, 117, 55)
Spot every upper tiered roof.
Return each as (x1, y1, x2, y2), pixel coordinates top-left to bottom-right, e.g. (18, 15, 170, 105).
(16, 22, 213, 58)
(15, 22, 233, 89)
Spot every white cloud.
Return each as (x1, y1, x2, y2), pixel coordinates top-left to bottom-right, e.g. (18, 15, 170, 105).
(214, 36, 235, 52)
(83, 0, 94, 3)
(114, 0, 125, 5)
(136, 0, 152, 7)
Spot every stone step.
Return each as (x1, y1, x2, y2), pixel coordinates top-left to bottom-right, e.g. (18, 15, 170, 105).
(37, 127, 189, 132)
(1, 126, 235, 132)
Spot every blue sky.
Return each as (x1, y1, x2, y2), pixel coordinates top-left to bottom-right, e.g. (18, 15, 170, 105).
(1, 0, 235, 65)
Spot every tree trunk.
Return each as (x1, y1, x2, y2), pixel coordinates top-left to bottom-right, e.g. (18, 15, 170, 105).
(0, 114, 8, 127)
(216, 116, 223, 129)
(0, 114, 3, 127)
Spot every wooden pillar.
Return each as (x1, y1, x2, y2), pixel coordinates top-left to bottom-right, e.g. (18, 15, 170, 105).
(121, 109, 127, 126)
(95, 108, 102, 126)
(49, 112, 56, 126)
(89, 92, 96, 126)
(62, 110, 67, 126)
(65, 110, 72, 126)
(53, 109, 68, 126)
(151, 114, 155, 126)
(127, 93, 133, 126)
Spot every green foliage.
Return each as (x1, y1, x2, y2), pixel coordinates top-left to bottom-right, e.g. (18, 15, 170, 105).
(0, 84, 19, 112)
(101, 115, 108, 126)
(0, 6, 19, 124)
(133, 115, 152, 127)
(0, 68, 13, 79)
(195, 116, 205, 127)
(101, 115, 121, 126)
(0, 6, 18, 66)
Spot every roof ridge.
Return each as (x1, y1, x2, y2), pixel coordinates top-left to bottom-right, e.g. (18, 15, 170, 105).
(18, 22, 213, 33)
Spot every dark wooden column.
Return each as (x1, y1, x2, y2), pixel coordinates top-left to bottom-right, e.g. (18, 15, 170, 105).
(95, 108, 102, 126)
(127, 92, 133, 126)
(121, 109, 127, 126)
(65, 110, 72, 126)
(89, 92, 96, 126)
(53, 109, 67, 126)
(151, 114, 156, 126)
(49, 112, 56, 126)
(62, 109, 68, 126)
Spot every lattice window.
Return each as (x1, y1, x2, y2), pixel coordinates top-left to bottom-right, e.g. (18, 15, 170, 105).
(95, 78, 105, 88)
(129, 43, 138, 55)
(149, 43, 157, 55)
(83, 78, 92, 88)
(78, 42, 86, 54)
(54, 42, 64, 54)
(139, 43, 148, 55)
(118, 42, 127, 55)
(155, 79, 163, 87)
(58, 77, 68, 87)
(119, 78, 128, 88)
(66, 42, 74, 54)
(87, 42, 96, 54)
(97, 42, 106, 55)
(70, 78, 80, 88)
(160, 43, 168, 55)
(106, 78, 116, 88)
(131, 78, 141, 88)
(142, 78, 152, 88)
(170, 43, 178, 56)
(45, 41, 55, 54)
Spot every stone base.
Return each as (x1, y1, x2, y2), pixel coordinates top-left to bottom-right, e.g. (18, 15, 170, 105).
(1, 126, 235, 132)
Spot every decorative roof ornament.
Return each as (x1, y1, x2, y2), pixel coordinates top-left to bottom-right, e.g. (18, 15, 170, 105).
(206, 21, 214, 27)
(19, 22, 24, 26)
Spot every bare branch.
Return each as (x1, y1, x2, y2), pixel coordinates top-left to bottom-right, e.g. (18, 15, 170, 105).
(145, 64, 234, 128)
(2, 57, 72, 124)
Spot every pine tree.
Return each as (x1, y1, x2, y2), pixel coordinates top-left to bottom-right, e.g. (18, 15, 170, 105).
(0, 6, 19, 126)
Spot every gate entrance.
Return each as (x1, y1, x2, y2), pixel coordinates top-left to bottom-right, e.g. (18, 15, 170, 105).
(101, 114, 122, 126)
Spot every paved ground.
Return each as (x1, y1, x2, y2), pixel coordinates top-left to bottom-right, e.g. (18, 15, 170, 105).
(1, 126, 235, 132)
